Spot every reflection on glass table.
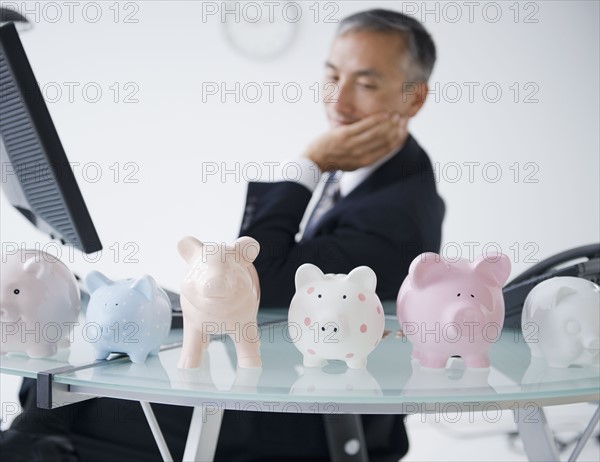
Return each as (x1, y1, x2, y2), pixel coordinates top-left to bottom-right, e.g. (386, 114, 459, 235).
(1, 309, 598, 462)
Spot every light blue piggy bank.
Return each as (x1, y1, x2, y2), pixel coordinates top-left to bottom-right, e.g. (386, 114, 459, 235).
(85, 271, 172, 363)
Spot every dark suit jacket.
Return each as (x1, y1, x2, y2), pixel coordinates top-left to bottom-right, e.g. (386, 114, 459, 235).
(240, 134, 445, 307)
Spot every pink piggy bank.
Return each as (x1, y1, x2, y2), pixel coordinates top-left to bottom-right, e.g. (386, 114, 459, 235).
(288, 264, 385, 369)
(397, 252, 511, 368)
(1, 249, 80, 358)
(177, 236, 261, 369)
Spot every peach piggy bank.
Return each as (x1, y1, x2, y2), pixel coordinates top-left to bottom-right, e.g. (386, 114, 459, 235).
(177, 236, 261, 369)
(288, 264, 385, 369)
(397, 252, 511, 368)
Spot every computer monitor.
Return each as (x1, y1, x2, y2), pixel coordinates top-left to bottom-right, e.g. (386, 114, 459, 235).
(0, 22, 102, 254)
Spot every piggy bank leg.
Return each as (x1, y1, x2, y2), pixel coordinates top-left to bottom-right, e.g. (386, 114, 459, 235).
(346, 356, 367, 369)
(233, 337, 262, 369)
(149, 346, 161, 356)
(178, 324, 208, 369)
(462, 353, 490, 368)
(94, 348, 111, 361)
(129, 349, 151, 364)
(232, 367, 262, 393)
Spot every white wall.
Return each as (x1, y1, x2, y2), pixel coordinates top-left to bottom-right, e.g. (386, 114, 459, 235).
(1, 1, 599, 293)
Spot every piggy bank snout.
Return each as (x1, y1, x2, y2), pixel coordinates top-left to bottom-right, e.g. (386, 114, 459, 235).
(584, 337, 600, 351)
(0, 302, 21, 322)
(318, 320, 340, 333)
(448, 305, 486, 327)
(314, 315, 349, 338)
(0, 306, 14, 322)
(446, 294, 490, 324)
(198, 275, 234, 298)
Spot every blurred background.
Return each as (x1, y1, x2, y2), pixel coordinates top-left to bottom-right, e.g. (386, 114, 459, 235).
(1, 1, 599, 460)
(0, 0, 598, 290)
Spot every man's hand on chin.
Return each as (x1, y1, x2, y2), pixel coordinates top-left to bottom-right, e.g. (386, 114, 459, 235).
(304, 111, 409, 173)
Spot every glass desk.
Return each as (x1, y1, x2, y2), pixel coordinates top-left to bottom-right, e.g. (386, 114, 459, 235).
(2, 309, 599, 462)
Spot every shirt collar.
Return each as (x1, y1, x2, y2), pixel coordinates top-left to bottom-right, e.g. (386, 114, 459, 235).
(338, 147, 400, 197)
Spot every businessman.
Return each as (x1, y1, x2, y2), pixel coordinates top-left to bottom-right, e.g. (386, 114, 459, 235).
(2, 9, 444, 462)
(243, 9, 444, 308)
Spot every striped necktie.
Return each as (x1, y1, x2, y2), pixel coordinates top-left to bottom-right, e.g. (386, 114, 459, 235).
(303, 170, 341, 239)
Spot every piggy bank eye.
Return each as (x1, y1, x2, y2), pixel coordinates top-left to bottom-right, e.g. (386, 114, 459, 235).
(13, 289, 20, 295)
(470, 294, 475, 298)
(566, 320, 581, 335)
(318, 294, 322, 298)
(342, 295, 347, 299)
(456, 293, 461, 297)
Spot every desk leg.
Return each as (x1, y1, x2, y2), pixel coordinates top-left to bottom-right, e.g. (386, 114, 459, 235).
(182, 405, 224, 462)
(514, 406, 559, 462)
(140, 401, 174, 462)
(323, 414, 369, 462)
(568, 404, 600, 462)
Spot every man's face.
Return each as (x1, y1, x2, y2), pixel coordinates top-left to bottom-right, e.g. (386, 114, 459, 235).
(324, 30, 423, 127)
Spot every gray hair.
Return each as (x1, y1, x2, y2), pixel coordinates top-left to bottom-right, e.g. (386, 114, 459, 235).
(337, 9, 436, 83)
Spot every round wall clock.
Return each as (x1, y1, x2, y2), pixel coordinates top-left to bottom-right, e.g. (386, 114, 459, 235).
(222, 1, 299, 60)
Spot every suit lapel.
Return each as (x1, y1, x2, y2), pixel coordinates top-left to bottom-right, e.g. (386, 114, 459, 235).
(302, 135, 429, 239)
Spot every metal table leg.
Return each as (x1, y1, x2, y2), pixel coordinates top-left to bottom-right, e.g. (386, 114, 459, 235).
(182, 405, 224, 462)
(323, 414, 369, 462)
(568, 404, 600, 462)
(515, 405, 560, 462)
(140, 401, 174, 462)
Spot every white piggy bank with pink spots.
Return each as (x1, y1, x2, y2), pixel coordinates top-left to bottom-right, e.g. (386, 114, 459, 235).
(288, 264, 385, 369)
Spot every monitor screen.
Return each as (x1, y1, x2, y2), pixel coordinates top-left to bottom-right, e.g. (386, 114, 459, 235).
(0, 22, 102, 254)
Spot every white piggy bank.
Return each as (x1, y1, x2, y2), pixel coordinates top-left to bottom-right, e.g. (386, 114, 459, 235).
(522, 277, 600, 368)
(290, 366, 382, 397)
(1, 249, 80, 358)
(288, 264, 385, 369)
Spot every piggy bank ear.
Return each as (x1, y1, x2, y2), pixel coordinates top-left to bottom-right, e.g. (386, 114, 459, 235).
(235, 236, 260, 266)
(23, 256, 49, 279)
(131, 275, 157, 302)
(473, 253, 511, 287)
(295, 264, 324, 290)
(86, 271, 113, 294)
(409, 253, 447, 289)
(346, 266, 377, 292)
(178, 236, 204, 264)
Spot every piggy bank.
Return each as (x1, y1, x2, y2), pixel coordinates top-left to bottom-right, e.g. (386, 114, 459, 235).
(177, 236, 261, 369)
(1, 249, 80, 358)
(288, 264, 385, 369)
(521, 276, 600, 368)
(290, 366, 382, 397)
(397, 252, 511, 368)
(522, 357, 600, 393)
(85, 271, 172, 364)
(174, 352, 263, 394)
(403, 360, 496, 397)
